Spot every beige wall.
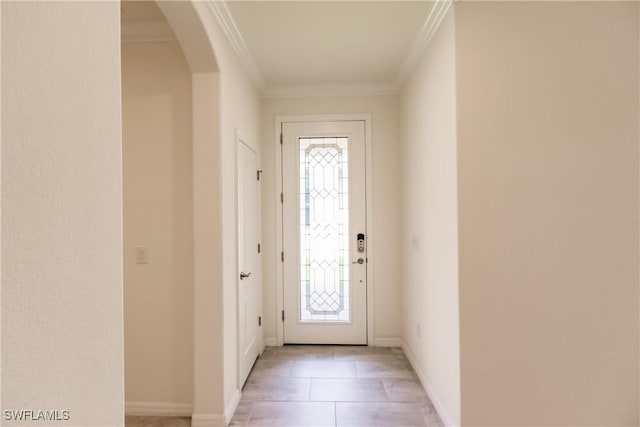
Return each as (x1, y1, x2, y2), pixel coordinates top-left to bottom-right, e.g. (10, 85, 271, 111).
(1, 2, 124, 425)
(455, 2, 639, 425)
(122, 41, 194, 407)
(261, 95, 403, 344)
(399, 10, 460, 426)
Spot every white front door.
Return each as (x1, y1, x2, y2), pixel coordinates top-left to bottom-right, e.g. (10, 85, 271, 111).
(282, 120, 367, 344)
(238, 139, 261, 385)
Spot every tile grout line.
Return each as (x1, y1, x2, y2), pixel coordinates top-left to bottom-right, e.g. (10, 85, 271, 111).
(227, 346, 437, 427)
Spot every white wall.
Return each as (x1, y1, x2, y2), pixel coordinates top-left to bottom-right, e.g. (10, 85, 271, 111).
(189, 2, 262, 421)
(399, 11, 460, 426)
(261, 95, 402, 344)
(455, 2, 639, 425)
(1, 2, 123, 426)
(122, 41, 194, 409)
(156, 3, 262, 422)
(219, 54, 262, 422)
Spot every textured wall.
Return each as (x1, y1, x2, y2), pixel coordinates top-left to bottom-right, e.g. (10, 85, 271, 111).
(1, 2, 123, 425)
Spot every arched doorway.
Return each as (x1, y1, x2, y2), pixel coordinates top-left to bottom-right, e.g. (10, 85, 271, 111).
(121, 1, 223, 425)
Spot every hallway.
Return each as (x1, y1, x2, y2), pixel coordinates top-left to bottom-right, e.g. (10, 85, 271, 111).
(3, 2, 638, 427)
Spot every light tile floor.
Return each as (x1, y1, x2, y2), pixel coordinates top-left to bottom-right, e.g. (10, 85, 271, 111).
(125, 345, 444, 427)
(230, 345, 444, 427)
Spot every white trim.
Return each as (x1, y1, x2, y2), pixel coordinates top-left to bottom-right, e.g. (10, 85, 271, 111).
(125, 401, 193, 417)
(364, 116, 375, 347)
(401, 340, 458, 427)
(203, 0, 452, 97)
(121, 21, 177, 44)
(224, 389, 242, 425)
(275, 120, 284, 345)
(235, 129, 243, 393)
(263, 83, 397, 99)
(374, 337, 403, 348)
(394, 0, 453, 91)
(190, 413, 225, 427)
(275, 114, 374, 346)
(206, 1, 265, 92)
(264, 337, 278, 347)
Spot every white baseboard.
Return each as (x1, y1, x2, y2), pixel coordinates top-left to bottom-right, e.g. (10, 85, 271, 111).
(263, 337, 277, 346)
(224, 389, 242, 424)
(373, 337, 403, 347)
(190, 413, 225, 427)
(125, 401, 193, 417)
(400, 340, 458, 427)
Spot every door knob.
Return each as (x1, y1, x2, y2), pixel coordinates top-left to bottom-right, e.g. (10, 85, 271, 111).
(352, 258, 364, 265)
(240, 272, 252, 280)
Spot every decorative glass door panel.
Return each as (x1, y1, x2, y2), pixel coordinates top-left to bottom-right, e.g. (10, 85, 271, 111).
(282, 120, 367, 344)
(299, 138, 350, 322)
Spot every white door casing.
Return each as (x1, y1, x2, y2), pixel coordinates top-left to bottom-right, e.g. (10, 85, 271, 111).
(282, 120, 368, 344)
(238, 138, 261, 385)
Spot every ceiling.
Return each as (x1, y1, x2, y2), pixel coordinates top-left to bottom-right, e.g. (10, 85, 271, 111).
(225, 1, 434, 96)
(121, 1, 452, 97)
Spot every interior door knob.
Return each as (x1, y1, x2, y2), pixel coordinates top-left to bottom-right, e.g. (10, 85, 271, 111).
(352, 258, 364, 265)
(240, 272, 252, 280)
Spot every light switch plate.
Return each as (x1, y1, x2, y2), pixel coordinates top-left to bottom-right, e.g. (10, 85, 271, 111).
(135, 246, 148, 264)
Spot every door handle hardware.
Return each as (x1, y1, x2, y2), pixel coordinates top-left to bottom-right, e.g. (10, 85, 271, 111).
(240, 272, 252, 280)
(352, 258, 365, 265)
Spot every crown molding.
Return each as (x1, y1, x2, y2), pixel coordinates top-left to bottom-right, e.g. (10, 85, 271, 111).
(206, 0, 452, 98)
(121, 21, 177, 44)
(394, 0, 453, 92)
(206, 1, 265, 92)
(262, 83, 398, 99)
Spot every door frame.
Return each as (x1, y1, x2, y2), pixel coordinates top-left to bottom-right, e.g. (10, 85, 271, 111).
(236, 129, 263, 388)
(274, 114, 374, 346)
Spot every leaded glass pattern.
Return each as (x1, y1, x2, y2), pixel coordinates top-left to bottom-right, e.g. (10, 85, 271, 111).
(299, 137, 350, 322)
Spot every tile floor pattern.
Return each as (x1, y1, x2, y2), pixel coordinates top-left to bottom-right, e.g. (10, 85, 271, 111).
(125, 345, 443, 427)
(230, 345, 443, 427)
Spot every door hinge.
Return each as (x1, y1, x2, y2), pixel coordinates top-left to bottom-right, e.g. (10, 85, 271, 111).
(281, 251, 284, 262)
(280, 133, 283, 145)
(258, 316, 262, 327)
(257, 170, 262, 181)
(258, 243, 261, 254)
(280, 193, 284, 203)
(281, 310, 285, 321)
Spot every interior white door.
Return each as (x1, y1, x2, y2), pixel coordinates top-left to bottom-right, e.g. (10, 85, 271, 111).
(238, 140, 261, 385)
(282, 120, 367, 344)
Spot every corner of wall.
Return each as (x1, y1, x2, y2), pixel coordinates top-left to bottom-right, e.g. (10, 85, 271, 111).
(401, 340, 458, 427)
